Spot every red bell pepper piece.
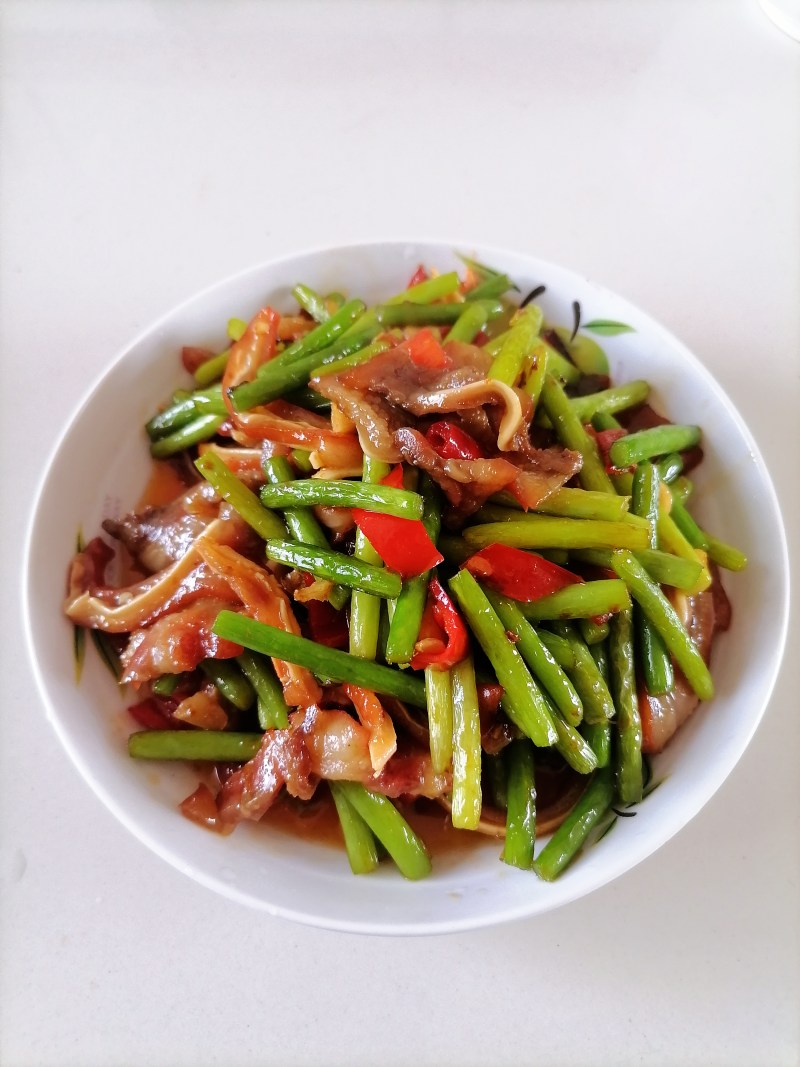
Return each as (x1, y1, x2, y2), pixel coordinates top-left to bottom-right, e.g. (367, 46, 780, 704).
(351, 466, 443, 579)
(464, 543, 582, 602)
(425, 420, 485, 461)
(406, 328, 448, 369)
(410, 577, 469, 671)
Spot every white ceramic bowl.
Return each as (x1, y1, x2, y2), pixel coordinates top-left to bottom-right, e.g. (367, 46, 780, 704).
(23, 241, 789, 934)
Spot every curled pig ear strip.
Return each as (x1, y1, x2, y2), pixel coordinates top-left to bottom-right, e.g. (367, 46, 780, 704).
(230, 408, 363, 463)
(404, 379, 526, 452)
(65, 517, 244, 633)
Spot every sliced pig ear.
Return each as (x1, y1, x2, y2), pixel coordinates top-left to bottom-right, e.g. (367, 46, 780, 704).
(311, 339, 498, 464)
(227, 403, 364, 468)
(64, 516, 243, 634)
(101, 482, 217, 575)
(404, 378, 527, 453)
(508, 458, 582, 511)
(66, 536, 114, 602)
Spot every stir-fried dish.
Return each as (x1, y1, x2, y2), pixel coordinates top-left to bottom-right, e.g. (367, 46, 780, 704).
(65, 259, 747, 881)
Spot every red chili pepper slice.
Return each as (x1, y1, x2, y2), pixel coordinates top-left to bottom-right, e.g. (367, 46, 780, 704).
(576, 561, 617, 626)
(406, 265, 428, 288)
(128, 697, 179, 730)
(406, 328, 448, 369)
(585, 424, 633, 474)
(410, 577, 469, 671)
(351, 466, 443, 579)
(381, 464, 405, 490)
(477, 682, 504, 718)
(464, 543, 582, 602)
(425, 420, 485, 461)
(305, 600, 349, 649)
(181, 346, 215, 374)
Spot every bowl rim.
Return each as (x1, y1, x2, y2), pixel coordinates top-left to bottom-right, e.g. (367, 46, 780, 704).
(22, 239, 791, 934)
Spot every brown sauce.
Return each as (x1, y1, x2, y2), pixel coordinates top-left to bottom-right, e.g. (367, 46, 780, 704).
(136, 460, 189, 509)
(264, 788, 482, 854)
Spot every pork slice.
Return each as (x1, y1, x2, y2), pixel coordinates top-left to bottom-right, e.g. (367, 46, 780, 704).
(120, 598, 243, 684)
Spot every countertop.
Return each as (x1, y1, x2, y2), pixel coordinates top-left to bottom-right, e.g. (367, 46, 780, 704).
(1, 2, 798, 1065)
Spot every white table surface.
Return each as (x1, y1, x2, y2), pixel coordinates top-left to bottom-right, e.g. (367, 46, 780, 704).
(2, 3, 798, 1065)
